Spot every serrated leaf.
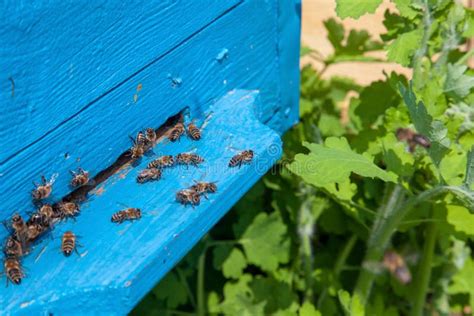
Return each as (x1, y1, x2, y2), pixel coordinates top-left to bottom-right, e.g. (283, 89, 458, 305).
(324, 18, 345, 51)
(153, 272, 188, 309)
(444, 64, 474, 99)
(393, 0, 419, 19)
(220, 275, 266, 316)
(382, 133, 415, 178)
(448, 258, 474, 308)
(288, 137, 397, 188)
(335, 0, 383, 19)
(399, 83, 450, 166)
(222, 248, 247, 279)
(299, 302, 322, 316)
(251, 277, 297, 313)
(240, 212, 290, 272)
(338, 290, 365, 316)
(387, 28, 423, 66)
(446, 205, 474, 236)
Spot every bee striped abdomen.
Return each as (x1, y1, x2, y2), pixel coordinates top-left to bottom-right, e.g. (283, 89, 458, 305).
(229, 150, 254, 167)
(111, 208, 141, 223)
(148, 155, 174, 169)
(169, 123, 185, 142)
(4, 257, 23, 285)
(61, 231, 77, 257)
(137, 168, 162, 183)
(187, 123, 201, 140)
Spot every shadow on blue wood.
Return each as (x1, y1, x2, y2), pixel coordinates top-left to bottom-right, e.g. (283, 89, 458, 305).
(1, 90, 282, 314)
(0, 0, 300, 313)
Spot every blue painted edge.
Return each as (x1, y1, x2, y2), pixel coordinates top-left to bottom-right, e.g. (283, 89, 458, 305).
(277, 0, 301, 131)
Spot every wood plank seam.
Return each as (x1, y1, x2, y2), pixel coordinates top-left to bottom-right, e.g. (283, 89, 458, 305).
(0, 0, 243, 167)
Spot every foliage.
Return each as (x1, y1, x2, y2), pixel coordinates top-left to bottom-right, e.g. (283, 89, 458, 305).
(133, 1, 473, 315)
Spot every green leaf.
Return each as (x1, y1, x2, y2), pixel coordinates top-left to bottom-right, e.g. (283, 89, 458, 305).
(387, 28, 423, 66)
(318, 114, 345, 137)
(448, 258, 474, 308)
(392, 0, 419, 19)
(444, 64, 474, 99)
(220, 275, 266, 316)
(212, 245, 233, 271)
(446, 205, 474, 236)
(251, 277, 297, 314)
(300, 46, 313, 57)
(338, 290, 365, 316)
(399, 83, 450, 166)
(222, 248, 247, 279)
(465, 8, 474, 37)
(240, 212, 290, 272)
(153, 271, 188, 309)
(382, 133, 415, 178)
(299, 302, 322, 316)
(335, 0, 383, 19)
(324, 18, 345, 51)
(288, 137, 397, 188)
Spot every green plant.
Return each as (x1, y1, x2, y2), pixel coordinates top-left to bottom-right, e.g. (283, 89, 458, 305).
(133, 1, 474, 315)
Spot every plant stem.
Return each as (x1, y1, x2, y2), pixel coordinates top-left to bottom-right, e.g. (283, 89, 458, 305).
(298, 195, 316, 302)
(411, 220, 437, 316)
(176, 268, 196, 309)
(197, 249, 206, 316)
(354, 185, 455, 303)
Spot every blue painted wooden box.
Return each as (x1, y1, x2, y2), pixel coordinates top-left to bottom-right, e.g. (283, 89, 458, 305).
(0, 1, 300, 314)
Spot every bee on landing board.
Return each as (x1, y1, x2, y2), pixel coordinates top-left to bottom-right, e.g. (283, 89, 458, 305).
(137, 168, 162, 183)
(4, 236, 24, 258)
(148, 155, 174, 169)
(168, 122, 185, 142)
(383, 250, 412, 284)
(111, 208, 142, 224)
(190, 181, 217, 199)
(32, 174, 57, 200)
(3, 257, 24, 286)
(176, 153, 204, 167)
(39, 204, 54, 220)
(187, 121, 201, 140)
(56, 202, 80, 220)
(26, 222, 47, 241)
(70, 168, 90, 187)
(396, 128, 431, 153)
(7, 214, 28, 244)
(129, 132, 146, 159)
(229, 150, 254, 167)
(61, 231, 80, 257)
(145, 128, 157, 145)
(176, 189, 201, 208)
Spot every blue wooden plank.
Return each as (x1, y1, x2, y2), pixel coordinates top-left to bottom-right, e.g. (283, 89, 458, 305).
(0, 0, 282, 224)
(0, 90, 283, 314)
(0, 0, 241, 163)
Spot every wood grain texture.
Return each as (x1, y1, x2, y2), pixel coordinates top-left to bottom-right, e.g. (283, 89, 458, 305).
(0, 90, 283, 314)
(0, 0, 241, 163)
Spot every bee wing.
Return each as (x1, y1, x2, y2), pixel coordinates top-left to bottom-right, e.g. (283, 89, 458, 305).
(49, 173, 59, 185)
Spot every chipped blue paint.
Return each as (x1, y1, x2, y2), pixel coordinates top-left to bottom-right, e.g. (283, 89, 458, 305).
(0, 0, 300, 313)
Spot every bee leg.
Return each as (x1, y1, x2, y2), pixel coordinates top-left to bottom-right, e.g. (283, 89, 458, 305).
(41, 175, 47, 184)
(203, 194, 209, 200)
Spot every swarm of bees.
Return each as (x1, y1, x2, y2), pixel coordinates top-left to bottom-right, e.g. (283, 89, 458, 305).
(2, 113, 256, 286)
(396, 128, 431, 153)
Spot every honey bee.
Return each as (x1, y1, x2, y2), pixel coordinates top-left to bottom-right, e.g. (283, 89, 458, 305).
(190, 181, 217, 198)
(61, 231, 79, 257)
(383, 250, 412, 284)
(137, 168, 162, 183)
(145, 128, 157, 144)
(56, 202, 80, 220)
(176, 153, 204, 167)
(32, 175, 56, 200)
(187, 122, 201, 140)
(8, 214, 28, 242)
(39, 204, 54, 219)
(27, 212, 51, 229)
(70, 168, 90, 187)
(148, 155, 175, 169)
(111, 208, 142, 223)
(4, 236, 24, 258)
(229, 150, 254, 167)
(130, 132, 146, 159)
(4, 257, 24, 285)
(26, 223, 46, 241)
(396, 128, 431, 153)
(168, 122, 185, 142)
(176, 189, 201, 207)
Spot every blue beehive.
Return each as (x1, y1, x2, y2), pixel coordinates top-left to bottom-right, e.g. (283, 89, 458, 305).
(0, 1, 300, 314)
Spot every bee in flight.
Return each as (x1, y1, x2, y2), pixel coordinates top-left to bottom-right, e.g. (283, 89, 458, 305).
(148, 155, 174, 169)
(137, 168, 162, 183)
(70, 168, 90, 187)
(187, 121, 201, 141)
(168, 122, 185, 142)
(383, 250, 412, 284)
(176, 153, 204, 167)
(229, 150, 254, 168)
(396, 128, 431, 153)
(56, 202, 80, 220)
(61, 231, 80, 257)
(32, 174, 57, 200)
(176, 189, 201, 208)
(190, 181, 217, 199)
(4, 256, 24, 285)
(145, 128, 157, 145)
(111, 208, 142, 224)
